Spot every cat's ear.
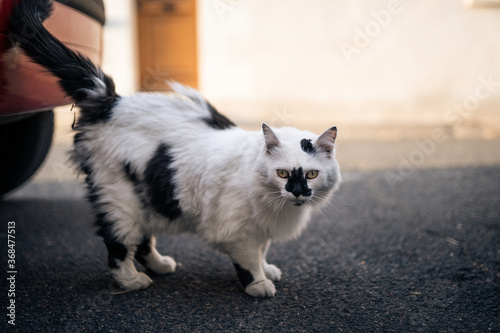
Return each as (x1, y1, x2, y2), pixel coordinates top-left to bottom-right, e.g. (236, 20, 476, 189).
(314, 127, 337, 157)
(262, 123, 281, 154)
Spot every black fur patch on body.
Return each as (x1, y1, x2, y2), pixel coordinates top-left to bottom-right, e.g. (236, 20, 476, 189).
(123, 162, 138, 183)
(300, 139, 315, 154)
(285, 167, 312, 198)
(144, 143, 182, 220)
(233, 264, 254, 288)
(203, 102, 236, 130)
(123, 162, 149, 210)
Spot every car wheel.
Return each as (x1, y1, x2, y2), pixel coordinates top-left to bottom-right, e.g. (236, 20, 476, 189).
(0, 110, 54, 197)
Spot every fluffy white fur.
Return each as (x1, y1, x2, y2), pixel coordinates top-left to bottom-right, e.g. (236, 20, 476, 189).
(76, 83, 341, 297)
(10, 0, 341, 297)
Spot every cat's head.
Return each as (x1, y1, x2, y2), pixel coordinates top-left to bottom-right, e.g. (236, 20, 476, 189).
(260, 123, 341, 208)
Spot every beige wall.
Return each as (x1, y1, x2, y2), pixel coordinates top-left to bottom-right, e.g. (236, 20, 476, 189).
(198, 0, 500, 138)
(102, 0, 138, 95)
(102, 0, 500, 139)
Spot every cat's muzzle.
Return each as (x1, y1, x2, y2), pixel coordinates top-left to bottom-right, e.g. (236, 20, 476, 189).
(293, 199, 306, 206)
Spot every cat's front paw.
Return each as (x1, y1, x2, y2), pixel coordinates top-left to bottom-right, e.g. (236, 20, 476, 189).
(263, 263, 282, 281)
(245, 279, 276, 297)
(116, 272, 153, 291)
(149, 255, 177, 274)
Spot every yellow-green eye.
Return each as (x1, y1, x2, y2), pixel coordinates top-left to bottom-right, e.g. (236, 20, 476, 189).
(277, 169, 290, 178)
(305, 170, 318, 179)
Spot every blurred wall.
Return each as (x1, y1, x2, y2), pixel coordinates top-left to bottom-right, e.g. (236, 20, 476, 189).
(101, 0, 500, 139)
(102, 0, 138, 96)
(198, 0, 500, 138)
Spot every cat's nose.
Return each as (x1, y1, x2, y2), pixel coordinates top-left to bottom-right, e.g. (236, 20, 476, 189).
(286, 180, 309, 198)
(291, 187, 302, 198)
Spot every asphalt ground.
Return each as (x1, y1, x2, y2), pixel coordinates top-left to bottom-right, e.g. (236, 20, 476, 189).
(1, 110, 499, 332)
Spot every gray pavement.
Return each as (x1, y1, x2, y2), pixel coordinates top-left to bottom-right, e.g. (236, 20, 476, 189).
(1, 110, 499, 332)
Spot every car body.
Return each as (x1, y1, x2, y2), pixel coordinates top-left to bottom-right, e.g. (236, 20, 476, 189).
(0, 0, 105, 196)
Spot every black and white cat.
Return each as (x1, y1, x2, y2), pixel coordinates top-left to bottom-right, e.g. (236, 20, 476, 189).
(11, 0, 341, 297)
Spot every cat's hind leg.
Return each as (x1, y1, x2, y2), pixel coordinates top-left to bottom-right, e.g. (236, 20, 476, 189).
(104, 238, 153, 291)
(91, 186, 154, 291)
(86, 160, 161, 290)
(135, 236, 176, 274)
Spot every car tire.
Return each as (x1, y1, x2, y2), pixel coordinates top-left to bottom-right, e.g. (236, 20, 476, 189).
(0, 110, 54, 197)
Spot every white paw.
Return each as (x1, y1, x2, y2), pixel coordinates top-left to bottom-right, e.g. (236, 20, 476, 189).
(116, 272, 153, 291)
(149, 256, 176, 274)
(245, 279, 276, 298)
(263, 263, 282, 281)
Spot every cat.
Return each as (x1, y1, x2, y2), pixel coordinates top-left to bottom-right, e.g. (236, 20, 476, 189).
(10, 0, 341, 297)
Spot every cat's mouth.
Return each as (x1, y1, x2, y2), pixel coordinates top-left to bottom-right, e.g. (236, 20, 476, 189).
(293, 199, 306, 206)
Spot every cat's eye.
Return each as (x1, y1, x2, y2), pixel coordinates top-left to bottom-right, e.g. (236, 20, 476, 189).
(305, 170, 319, 179)
(277, 169, 290, 178)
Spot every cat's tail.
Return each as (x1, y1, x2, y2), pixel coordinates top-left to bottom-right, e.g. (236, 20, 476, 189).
(9, 0, 118, 126)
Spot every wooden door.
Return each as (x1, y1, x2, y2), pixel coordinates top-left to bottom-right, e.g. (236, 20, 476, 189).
(137, 0, 198, 91)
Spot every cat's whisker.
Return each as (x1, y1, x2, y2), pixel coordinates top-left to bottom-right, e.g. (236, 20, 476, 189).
(329, 195, 356, 207)
(309, 197, 335, 222)
(319, 196, 343, 215)
(310, 191, 345, 218)
(270, 195, 287, 226)
(268, 196, 283, 222)
(254, 192, 284, 217)
(314, 190, 349, 209)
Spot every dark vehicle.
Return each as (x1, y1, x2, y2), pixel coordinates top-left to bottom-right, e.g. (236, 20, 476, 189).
(0, 0, 105, 196)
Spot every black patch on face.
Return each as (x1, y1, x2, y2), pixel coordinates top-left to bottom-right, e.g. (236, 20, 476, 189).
(285, 167, 312, 198)
(300, 139, 315, 155)
(233, 263, 254, 288)
(203, 101, 236, 130)
(135, 237, 152, 269)
(144, 143, 182, 220)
